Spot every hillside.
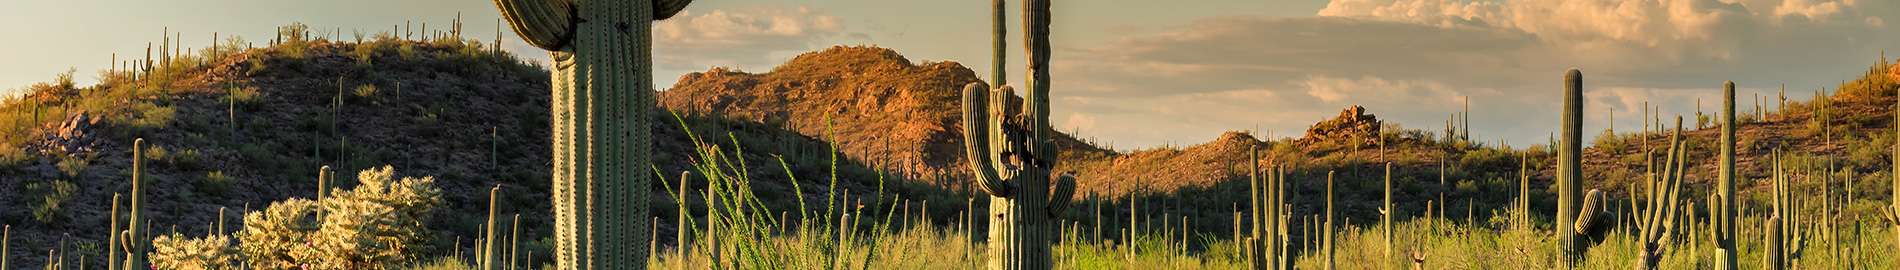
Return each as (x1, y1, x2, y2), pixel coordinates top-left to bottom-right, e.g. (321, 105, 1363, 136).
(0, 33, 946, 266)
(659, 44, 1900, 239)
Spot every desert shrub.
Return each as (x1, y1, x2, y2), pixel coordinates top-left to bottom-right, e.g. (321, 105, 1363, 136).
(152, 233, 242, 270)
(0, 144, 28, 170)
(354, 85, 379, 100)
(27, 180, 78, 222)
(201, 170, 234, 196)
(1590, 129, 1627, 155)
(238, 166, 444, 270)
(57, 154, 88, 178)
(174, 148, 203, 169)
(112, 102, 178, 140)
(146, 144, 171, 162)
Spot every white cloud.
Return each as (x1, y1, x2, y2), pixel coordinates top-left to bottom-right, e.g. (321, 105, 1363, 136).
(653, 5, 845, 71)
(1045, 0, 1895, 149)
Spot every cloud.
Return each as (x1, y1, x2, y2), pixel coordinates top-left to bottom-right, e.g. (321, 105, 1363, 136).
(652, 5, 845, 71)
(1048, 0, 1895, 149)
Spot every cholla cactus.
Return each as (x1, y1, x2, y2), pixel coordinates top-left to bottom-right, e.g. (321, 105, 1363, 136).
(152, 233, 241, 270)
(237, 199, 320, 270)
(237, 166, 443, 270)
(489, 0, 692, 269)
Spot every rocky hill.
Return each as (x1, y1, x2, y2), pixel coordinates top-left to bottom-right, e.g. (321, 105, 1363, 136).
(0, 37, 931, 266)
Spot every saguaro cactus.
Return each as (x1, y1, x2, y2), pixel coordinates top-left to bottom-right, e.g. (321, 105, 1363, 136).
(961, 0, 1077, 269)
(1713, 81, 1740, 270)
(1244, 146, 1288, 270)
(1885, 86, 1900, 256)
(1557, 69, 1613, 268)
(123, 138, 148, 270)
(1635, 116, 1688, 269)
(490, 0, 692, 269)
(1380, 162, 1393, 267)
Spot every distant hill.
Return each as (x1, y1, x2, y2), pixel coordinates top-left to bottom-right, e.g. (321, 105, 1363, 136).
(0, 35, 934, 266)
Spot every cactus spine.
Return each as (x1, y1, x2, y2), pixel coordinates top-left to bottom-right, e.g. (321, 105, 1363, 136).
(491, 0, 693, 269)
(961, 0, 1076, 269)
(1635, 116, 1688, 269)
(1556, 69, 1612, 268)
(1714, 81, 1739, 270)
(123, 138, 147, 270)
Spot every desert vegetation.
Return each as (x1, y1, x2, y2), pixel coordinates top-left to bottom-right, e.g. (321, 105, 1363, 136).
(6, 0, 1900, 270)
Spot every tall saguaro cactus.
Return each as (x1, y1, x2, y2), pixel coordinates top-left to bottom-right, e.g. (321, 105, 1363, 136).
(1714, 81, 1740, 270)
(1635, 116, 1688, 269)
(123, 138, 148, 270)
(962, 0, 1078, 269)
(1885, 85, 1900, 256)
(1556, 70, 1613, 268)
(490, 0, 693, 269)
(1244, 145, 1288, 270)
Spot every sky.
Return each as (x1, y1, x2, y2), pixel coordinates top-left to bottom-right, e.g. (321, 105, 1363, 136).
(3, 0, 1895, 151)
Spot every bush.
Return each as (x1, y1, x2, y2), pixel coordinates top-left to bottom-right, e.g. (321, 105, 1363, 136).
(27, 180, 78, 223)
(152, 233, 242, 270)
(57, 154, 88, 178)
(237, 166, 444, 270)
(201, 170, 235, 196)
(0, 144, 28, 171)
(354, 85, 379, 100)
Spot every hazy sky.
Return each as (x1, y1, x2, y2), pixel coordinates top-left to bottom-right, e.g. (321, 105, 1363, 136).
(5, 0, 1895, 150)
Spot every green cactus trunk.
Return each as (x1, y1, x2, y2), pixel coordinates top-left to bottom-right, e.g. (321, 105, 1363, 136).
(125, 138, 146, 270)
(1890, 84, 1900, 255)
(1716, 81, 1739, 270)
(108, 193, 121, 270)
(1325, 170, 1335, 270)
(961, 1, 1076, 269)
(492, 0, 692, 269)
(485, 186, 501, 270)
(1245, 146, 1287, 270)
(1382, 162, 1393, 268)
(1765, 216, 1785, 270)
(1555, 69, 1613, 268)
(1557, 70, 1584, 267)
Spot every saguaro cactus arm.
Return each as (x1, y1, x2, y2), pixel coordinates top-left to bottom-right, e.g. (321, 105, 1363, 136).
(653, 0, 692, 19)
(962, 83, 1011, 197)
(1047, 173, 1076, 218)
(492, 0, 574, 50)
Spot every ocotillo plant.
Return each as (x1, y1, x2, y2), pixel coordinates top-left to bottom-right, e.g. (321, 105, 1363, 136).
(123, 138, 147, 270)
(1635, 116, 1688, 269)
(960, 0, 1077, 268)
(490, 0, 693, 269)
(1557, 69, 1613, 268)
(1714, 81, 1740, 270)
